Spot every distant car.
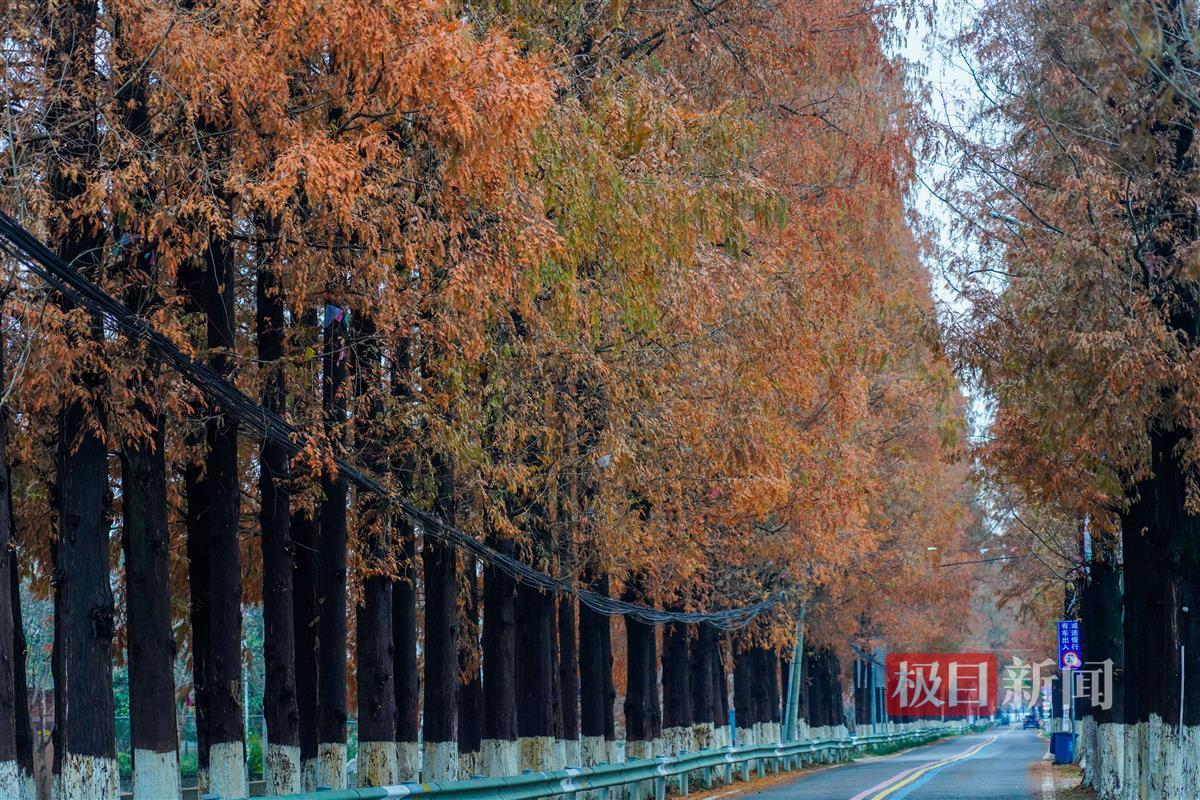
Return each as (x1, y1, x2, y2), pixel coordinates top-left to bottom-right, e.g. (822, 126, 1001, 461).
(1022, 714, 1041, 730)
(998, 711, 1011, 726)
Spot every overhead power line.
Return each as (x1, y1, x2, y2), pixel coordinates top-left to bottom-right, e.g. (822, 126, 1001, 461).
(0, 209, 778, 629)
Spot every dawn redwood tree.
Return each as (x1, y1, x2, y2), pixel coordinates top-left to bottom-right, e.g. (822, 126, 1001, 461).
(623, 585, 660, 759)
(112, 14, 180, 793)
(44, 0, 118, 791)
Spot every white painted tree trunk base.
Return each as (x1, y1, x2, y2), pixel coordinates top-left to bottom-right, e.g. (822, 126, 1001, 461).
(1095, 721, 1123, 799)
(713, 726, 730, 748)
(652, 738, 667, 757)
(691, 722, 715, 751)
(563, 738, 581, 767)
(663, 726, 693, 755)
(18, 768, 34, 800)
(625, 740, 653, 760)
(208, 741, 248, 800)
(318, 741, 347, 789)
(62, 753, 118, 800)
(358, 741, 398, 787)
(459, 749, 482, 779)
(481, 739, 519, 776)
(132, 748, 180, 799)
(0, 760, 19, 800)
(423, 740, 459, 782)
(551, 739, 567, 770)
(518, 736, 554, 771)
(581, 736, 607, 767)
(264, 743, 300, 795)
(736, 726, 754, 746)
(301, 757, 318, 792)
(607, 739, 620, 764)
(1122, 722, 1140, 800)
(396, 741, 420, 782)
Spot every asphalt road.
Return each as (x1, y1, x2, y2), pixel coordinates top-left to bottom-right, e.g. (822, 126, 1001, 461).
(728, 728, 1049, 800)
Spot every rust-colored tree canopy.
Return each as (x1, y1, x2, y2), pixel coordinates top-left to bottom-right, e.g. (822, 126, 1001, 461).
(0, 0, 984, 793)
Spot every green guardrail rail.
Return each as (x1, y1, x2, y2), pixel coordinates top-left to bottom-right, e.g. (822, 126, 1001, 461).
(218, 722, 988, 800)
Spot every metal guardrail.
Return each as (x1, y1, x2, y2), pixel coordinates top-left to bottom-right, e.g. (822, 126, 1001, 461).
(240, 723, 977, 800)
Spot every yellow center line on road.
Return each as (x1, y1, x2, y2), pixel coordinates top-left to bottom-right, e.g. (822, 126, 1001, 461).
(867, 734, 999, 800)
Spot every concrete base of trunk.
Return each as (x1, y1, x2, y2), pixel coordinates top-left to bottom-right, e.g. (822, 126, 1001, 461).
(459, 749, 481, 779)
(0, 760, 18, 799)
(581, 735, 607, 767)
(518, 736, 554, 771)
(396, 741, 420, 782)
(358, 741, 398, 787)
(208, 741, 247, 800)
(563, 738, 581, 767)
(481, 739, 519, 776)
(264, 743, 300, 795)
(300, 757, 318, 792)
(423, 740, 459, 782)
(132, 748, 180, 799)
(318, 742, 347, 789)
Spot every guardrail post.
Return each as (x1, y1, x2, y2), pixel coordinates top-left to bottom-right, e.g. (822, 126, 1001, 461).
(654, 775, 666, 800)
(678, 770, 688, 796)
(739, 758, 750, 782)
(702, 766, 713, 789)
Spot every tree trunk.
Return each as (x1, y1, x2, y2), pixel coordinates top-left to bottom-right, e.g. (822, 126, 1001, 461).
(516, 579, 555, 770)
(423, 452, 459, 780)
(733, 645, 754, 744)
(661, 621, 692, 754)
(482, 539, 518, 775)
(256, 242, 301, 794)
(623, 587, 660, 759)
(688, 625, 715, 750)
(46, 0, 117, 792)
(197, 232, 247, 799)
(578, 574, 609, 766)
(121, 416, 179, 798)
(1079, 531, 1123, 794)
(184, 450, 211, 788)
(392, 511, 420, 783)
(713, 634, 729, 745)
(292, 504, 320, 789)
(351, 317, 396, 788)
(458, 557, 483, 778)
(317, 306, 350, 787)
(0, 330, 17, 795)
(1122, 422, 1200, 796)
(9, 520, 33, 798)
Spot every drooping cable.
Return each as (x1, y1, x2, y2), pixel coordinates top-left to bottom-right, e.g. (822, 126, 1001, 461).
(0, 209, 779, 628)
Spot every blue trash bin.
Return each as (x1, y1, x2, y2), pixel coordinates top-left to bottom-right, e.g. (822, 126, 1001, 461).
(1050, 732, 1076, 764)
